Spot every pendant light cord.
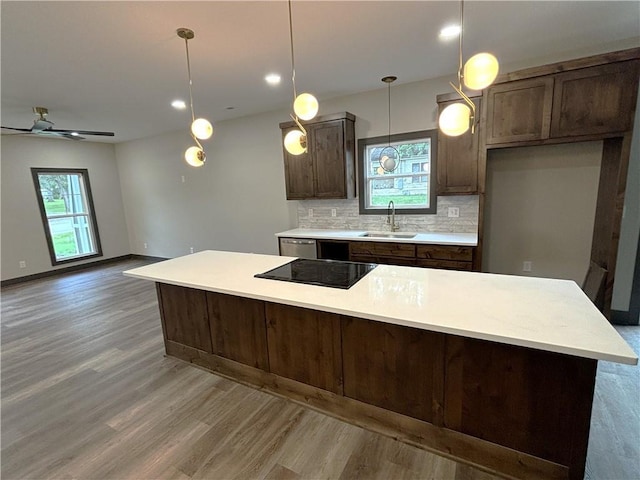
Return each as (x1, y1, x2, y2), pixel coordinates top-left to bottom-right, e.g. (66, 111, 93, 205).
(457, 0, 464, 89)
(387, 81, 392, 146)
(288, 0, 298, 103)
(183, 37, 196, 125)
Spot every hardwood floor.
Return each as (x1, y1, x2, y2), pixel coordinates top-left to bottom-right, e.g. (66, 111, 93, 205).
(1, 259, 638, 479)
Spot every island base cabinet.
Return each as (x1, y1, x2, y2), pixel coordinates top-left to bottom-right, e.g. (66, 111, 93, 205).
(206, 292, 269, 370)
(342, 317, 444, 424)
(265, 303, 343, 395)
(156, 283, 212, 353)
(444, 336, 597, 480)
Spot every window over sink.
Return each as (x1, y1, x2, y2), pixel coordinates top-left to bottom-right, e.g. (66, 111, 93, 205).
(357, 129, 437, 215)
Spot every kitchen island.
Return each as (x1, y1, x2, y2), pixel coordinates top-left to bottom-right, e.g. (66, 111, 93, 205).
(124, 250, 637, 480)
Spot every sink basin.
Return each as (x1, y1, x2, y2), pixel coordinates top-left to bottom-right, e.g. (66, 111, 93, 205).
(360, 232, 417, 239)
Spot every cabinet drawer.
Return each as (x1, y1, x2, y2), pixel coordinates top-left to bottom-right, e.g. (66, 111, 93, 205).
(350, 254, 416, 267)
(416, 245, 474, 262)
(350, 241, 416, 258)
(416, 259, 473, 271)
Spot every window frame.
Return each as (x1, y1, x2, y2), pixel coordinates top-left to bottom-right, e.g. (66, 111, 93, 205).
(31, 167, 103, 266)
(357, 129, 438, 215)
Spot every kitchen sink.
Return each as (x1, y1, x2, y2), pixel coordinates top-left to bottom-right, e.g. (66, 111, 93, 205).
(360, 232, 417, 239)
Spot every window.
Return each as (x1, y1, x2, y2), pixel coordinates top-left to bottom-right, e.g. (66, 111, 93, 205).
(31, 168, 102, 265)
(357, 129, 437, 215)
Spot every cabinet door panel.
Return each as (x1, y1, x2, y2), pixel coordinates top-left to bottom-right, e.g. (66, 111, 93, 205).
(206, 292, 268, 370)
(282, 126, 314, 199)
(312, 120, 346, 197)
(342, 316, 444, 423)
(486, 77, 554, 144)
(157, 283, 212, 353)
(265, 303, 343, 394)
(550, 61, 640, 138)
(437, 97, 480, 194)
(416, 245, 474, 261)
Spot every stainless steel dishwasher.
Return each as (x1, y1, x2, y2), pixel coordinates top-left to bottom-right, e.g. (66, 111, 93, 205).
(279, 237, 317, 259)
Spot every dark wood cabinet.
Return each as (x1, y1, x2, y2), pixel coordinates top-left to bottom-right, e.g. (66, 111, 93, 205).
(206, 292, 269, 370)
(342, 316, 444, 423)
(485, 77, 554, 145)
(416, 244, 474, 271)
(265, 303, 343, 394)
(348, 241, 416, 266)
(550, 60, 640, 138)
(436, 97, 481, 195)
(280, 112, 356, 200)
(157, 283, 212, 353)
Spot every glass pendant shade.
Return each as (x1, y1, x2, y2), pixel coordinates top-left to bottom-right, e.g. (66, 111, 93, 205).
(463, 52, 499, 90)
(293, 93, 319, 121)
(191, 118, 213, 140)
(185, 146, 206, 167)
(284, 129, 307, 155)
(439, 102, 471, 136)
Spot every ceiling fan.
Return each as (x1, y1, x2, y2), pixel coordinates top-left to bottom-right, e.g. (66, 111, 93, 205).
(1, 107, 114, 140)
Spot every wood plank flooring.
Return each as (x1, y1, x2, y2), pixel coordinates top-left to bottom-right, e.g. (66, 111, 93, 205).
(1, 259, 638, 480)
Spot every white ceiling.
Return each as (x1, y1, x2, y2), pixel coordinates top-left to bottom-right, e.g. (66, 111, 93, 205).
(2, 1, 639, 144)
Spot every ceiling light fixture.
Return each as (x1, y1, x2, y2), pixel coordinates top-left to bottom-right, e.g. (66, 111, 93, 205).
(265, 73, 282, 86)
(171, 99, 187, 110)
(284, 0, 319, 156)
(439, 24, 461, 39)
(378, 76, 400, 174)
(177, 27, 212, 167)
(438, 1, 499, 137)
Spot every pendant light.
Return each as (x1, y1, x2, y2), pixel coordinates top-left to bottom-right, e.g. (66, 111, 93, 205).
(378, 76, 400, 174)
(284, 0, 319, 155)
(177, 28, 212, 167)
(438, 1, 499, 137)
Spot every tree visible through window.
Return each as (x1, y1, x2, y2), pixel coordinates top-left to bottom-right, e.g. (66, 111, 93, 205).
(357, 130, 437, 214)
(31, 168, 102, 265)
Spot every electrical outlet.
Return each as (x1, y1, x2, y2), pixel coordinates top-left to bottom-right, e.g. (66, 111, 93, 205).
(143, 242, 148, 249)
(190, 247, 194, 254)
(448, 207, 460, 218)
(331, 208, 337, 217)
(308, 208, 313, 217)
(19, 260, 26, 269)
(523, 261, 532, 272)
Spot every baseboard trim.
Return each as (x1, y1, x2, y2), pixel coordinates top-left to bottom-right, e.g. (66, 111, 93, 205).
(1, 254, 168, 287)
(610, 309, 639, 325)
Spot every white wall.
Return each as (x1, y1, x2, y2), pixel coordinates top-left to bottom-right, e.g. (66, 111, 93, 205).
(483, 142, 601, 283)
(1, 136, 130, 280)
(115, 111, 298, 257)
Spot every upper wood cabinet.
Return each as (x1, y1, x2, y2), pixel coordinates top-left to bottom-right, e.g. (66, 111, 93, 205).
(280, 112, 356, 200)
(485, 77, 554, 145)
(550, 61, 640, 138)
(437, 97, 481, 194)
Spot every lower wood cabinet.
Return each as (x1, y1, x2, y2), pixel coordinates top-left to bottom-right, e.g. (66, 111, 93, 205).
(444, 336, 596, 472)
(348, 241, 416, 266)
(342, 316, 444, 424)
(206, 292, 268, 370)
(416, 245, 474, 271)
(157, 283, 212, 353)
(265, 303, 343, 395)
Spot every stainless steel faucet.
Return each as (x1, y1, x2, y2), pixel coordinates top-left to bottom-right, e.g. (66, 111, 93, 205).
(387, 200, 399, 232)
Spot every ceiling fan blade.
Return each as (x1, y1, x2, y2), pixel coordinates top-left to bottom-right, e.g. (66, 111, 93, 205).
(47, 128, 114, 137)
(37, 130, 85, 140)
(1, 126, 33, 132)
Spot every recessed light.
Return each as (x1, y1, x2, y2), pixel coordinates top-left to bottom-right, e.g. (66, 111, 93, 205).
(171, 99, 187, 109)
(265, 73, 281, 86)
(439, 24, 461, 39)
(226, 106, 235, 110)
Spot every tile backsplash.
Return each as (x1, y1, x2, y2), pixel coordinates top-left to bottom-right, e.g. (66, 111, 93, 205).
(297, 196, 478, 233)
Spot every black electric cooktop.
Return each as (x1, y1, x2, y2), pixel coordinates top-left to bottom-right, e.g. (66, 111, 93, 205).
(254, 258, 377, 289)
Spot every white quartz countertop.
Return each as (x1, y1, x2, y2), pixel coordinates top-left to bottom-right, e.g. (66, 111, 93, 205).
(124, 250, 637, 365)
(276, 228, 478, 246)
